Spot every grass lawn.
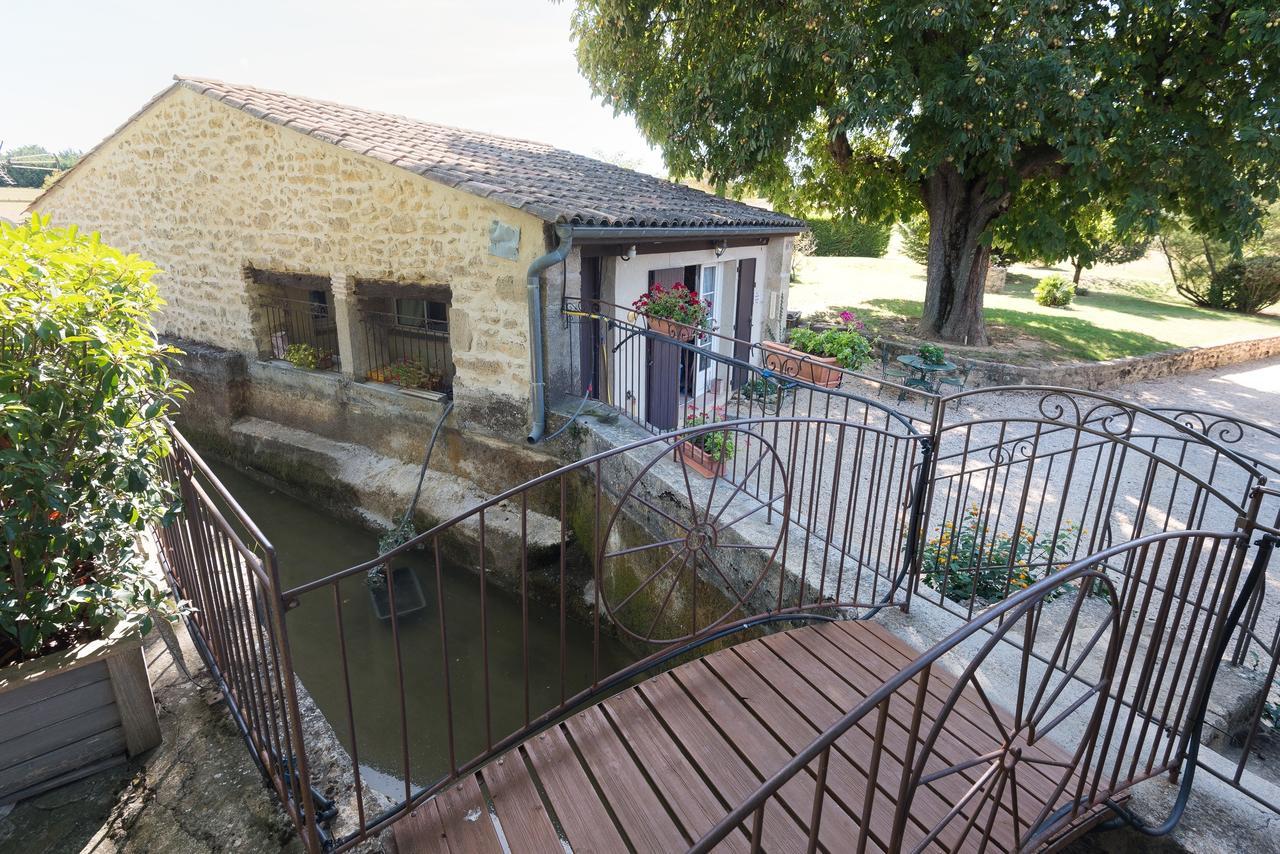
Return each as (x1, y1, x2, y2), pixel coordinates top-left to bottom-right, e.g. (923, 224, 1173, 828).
(789, 248, 1280, 365)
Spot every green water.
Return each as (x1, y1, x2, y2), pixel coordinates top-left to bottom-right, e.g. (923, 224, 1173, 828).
(204, 459, 632, 799)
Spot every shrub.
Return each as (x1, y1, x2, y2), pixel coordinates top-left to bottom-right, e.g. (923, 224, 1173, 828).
(898, 212, 930, 264)
(0, 218, 186, 662)
(920, 506, 1081, 604)
(1209, 256, 1280, 314)
(786, 325, 876, 370)
(806, 217, 891, 258)
(1033, 273, 1075, 307)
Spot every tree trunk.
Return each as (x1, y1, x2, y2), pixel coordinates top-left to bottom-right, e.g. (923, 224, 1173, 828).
(1072, 259, 1084, 285)
(919, 166, 1002, 347)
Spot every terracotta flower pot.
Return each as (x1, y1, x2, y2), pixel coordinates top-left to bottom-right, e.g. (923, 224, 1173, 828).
(646, 316, 698, 342)
(677, 443, 725, 478)
(761, 341, 843, 388)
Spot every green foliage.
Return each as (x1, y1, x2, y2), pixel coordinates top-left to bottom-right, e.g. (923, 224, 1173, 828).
(786, 325, 875, 370)
(918, 343, 945, 365)
(3, 145, 82, 189)
(899, 213, 930, 265)
(1210, 256, 1280, 314)
(0, 217, 186, 661)
(920, 506, 1081, 604)
(283, 342, 334, 370)
(738, 376, 782, 401)
(683, 406, 735, 462)
(806, 217, 891, 258)
(632, 281, 712, 328)
(1033, 274, 1075, 307)
(385, 357, 441, 390)
(570, 0, 1280, 339)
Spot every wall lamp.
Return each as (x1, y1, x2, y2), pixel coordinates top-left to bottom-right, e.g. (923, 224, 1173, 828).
(620, 245, 636, 261)
(714, 241, 727, 257)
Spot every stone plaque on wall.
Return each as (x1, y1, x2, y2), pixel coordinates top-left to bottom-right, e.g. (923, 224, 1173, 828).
(489, 220, 521, 260)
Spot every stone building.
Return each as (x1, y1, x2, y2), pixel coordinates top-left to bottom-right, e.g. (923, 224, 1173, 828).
(30, 76, 804, 453)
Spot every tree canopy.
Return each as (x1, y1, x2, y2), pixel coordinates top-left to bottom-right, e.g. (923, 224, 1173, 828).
(570, 0, 1280, 344)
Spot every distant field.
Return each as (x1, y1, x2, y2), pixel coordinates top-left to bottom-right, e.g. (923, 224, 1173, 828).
(789, 248, 1280, 364)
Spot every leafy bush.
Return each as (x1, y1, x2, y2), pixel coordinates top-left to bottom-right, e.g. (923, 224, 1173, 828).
(385, 357, 442, 390)
(0, 218, 186, 662)
(1033, 273, 1075, 307)
(920, 506, 1081, 604)
(899, 212, 930, 264)
(738, 376, 782, 401)
(806, 217, 891, 258)
(1209, 256, 1280, 314)
(283, 342, 334, 369)
(786, 325, 876, 370)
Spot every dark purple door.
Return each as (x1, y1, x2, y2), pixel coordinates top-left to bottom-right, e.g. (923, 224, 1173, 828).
(578, 257, 602, 398)
(732, 259, 756, 387)
(645, 267, 686, 430)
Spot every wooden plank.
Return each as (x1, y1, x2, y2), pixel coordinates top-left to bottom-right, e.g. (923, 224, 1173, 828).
(0, 680, 116, 745)
(105, 645, 161, 756)
(478, 751, 563, 854)
(0, 704, 121, 773)
(0, 726, 126, 798)
(697, 649, 895, 852)
(391, 797, 452, 854)
(0, 753, 126, 806)
(671, 658, 870, 853)
(435, 773, 503, 854)
(602, 689, 752, 854)
(0, 660, 109, 715)
(564, 704, 689, 853)
(745, 630, 1001, 851)
(523, 725, 629, 852)
(637, 673, 808, 854)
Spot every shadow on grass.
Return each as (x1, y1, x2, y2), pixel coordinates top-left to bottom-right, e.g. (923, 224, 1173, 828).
(866, 298, 1176, 361)
(1002, 276, 1280, 326)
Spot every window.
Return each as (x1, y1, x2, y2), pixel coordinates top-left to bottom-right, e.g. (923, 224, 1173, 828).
(395, 298, 448, 333)
(308, 289, 330, 319)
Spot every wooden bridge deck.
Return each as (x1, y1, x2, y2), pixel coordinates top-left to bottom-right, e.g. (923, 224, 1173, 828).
(393, 620, 1114, 853)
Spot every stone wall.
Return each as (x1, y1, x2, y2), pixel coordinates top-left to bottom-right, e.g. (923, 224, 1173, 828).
(879, 333, 1280, 391)
(32, 84, 547, 432)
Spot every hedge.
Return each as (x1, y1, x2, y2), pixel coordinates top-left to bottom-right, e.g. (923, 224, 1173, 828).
(806, 217, 892, 258)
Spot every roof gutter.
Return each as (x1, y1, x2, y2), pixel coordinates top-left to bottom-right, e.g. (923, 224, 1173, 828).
(527, 223, 574, 444)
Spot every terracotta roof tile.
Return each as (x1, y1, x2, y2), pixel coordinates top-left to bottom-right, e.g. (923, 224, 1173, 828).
(175, 76, 804, 232)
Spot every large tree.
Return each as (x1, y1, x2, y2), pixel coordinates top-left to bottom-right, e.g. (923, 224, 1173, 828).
(569, 1, 1280, 345)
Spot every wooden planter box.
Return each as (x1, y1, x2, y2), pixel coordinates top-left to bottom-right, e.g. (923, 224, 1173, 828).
(0, 620, 161, 804)
(677, 443, 726, 479)
(762, 341, 843, 388)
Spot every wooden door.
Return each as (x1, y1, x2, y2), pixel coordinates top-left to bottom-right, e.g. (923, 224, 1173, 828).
(645, 266, 690, 430)
(732, 259, 756, 387)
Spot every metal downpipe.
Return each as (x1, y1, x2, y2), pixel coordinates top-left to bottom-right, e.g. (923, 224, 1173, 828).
(527, 223, 573, 443)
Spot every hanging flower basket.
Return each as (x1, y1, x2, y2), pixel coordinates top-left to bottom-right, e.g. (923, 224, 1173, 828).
(647, 316, 698, 342)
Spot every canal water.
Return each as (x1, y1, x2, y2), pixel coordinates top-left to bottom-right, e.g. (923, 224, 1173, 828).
(205, 459, 633, 799)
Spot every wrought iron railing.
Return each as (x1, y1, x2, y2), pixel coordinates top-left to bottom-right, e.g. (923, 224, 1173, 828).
(152, 426, 326, 847)
(261, 295, 340, 371)
(149, 312, 1280, 850)
(358, 306, 453, 395)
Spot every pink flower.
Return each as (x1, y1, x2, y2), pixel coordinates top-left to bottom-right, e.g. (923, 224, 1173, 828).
(839, 310, 856, 324)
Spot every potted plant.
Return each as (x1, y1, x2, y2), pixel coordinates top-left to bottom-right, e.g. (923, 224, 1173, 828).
(0, 218, 186, 801)
(283, 342, 335, 370)
(918, 343, 947, 366)
(632, 282, 711, 342)
(677, 406, 736, 478)
(762, 311, 874, 388)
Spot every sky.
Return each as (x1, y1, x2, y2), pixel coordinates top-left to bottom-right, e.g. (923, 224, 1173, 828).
(1, 0, 666, 174)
